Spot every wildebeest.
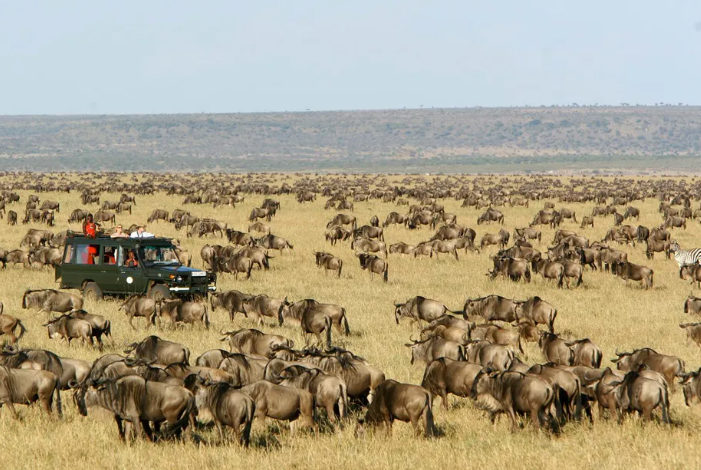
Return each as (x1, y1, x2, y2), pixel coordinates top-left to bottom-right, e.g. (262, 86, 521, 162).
(210, 290, 253, 322)
(464, 340, 514, 371)
(256, 234, 293, 254)
(645, 238, 670, 259)
(680, 323, 701, 348)
(488, 256, 531, 283)
(664, 216, 686, 229)
(351, 237, 387, 257)
(22, 289, 83, 315)
(124, 336, 190, 365)
(684, 295, 701, 315)
(94, 210, 116, 225)
(470, 370, 556, 431)
(389, 242, 415, 256)
(240, 380, 315, 432)
(405, 336, 464, 365)
(314, 251, 343, 278)
(539, 332, 573, 365)
(513, 227, 541, 243)
(613, 261, 653, 289)
(7, 210, 17, 225)
(156, 299, 209, 329)
(353, 225, 384, 241)
(480, 229, 510, 250)
(0, 304, 27, 344)
(241, 294, 288, 326)
(468, 323, 522, 353)
(249, 207, 272, 222)
(119, 295, 157, 329)
(461, 295, 518, 323)
(513, 296, 557, 332)
(44, 314, 95, 347)
(279, 365, 348, 423)
(382, 212, 408, 228)
(74, 375, 195, 440)
(327, 213, 357, 230)
(394, 296, 456, 325)
(0, 364, 62, 419)
(532, 259, 564, 288)
(282, 299, 350, 336)
(477, 208, 504, 225)
(184, 378, 255, 445)
(325, 226, 352, 245)
(357, 253, 388, 282)
(220, 329, 294, 358)
(359, 379, 436, 437)
(580, 216, 594, 229)
(613, 371, 670, 423)
(421, 358, 484, 409)
(567, 339, 602, 368)
(681, 368, 701, 407)
(680, 266, 701, 288)
(612, 348, 685, 390)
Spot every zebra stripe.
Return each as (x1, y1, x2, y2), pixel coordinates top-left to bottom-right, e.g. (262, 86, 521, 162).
(670, 242, 701, 267)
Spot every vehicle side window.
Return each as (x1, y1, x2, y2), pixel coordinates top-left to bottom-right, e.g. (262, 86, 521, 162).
(102, 246, 118, 265)
(63, 245, 75, 264)
(75, 244, 101, 265)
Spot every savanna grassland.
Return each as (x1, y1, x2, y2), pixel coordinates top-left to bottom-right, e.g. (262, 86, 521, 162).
(1, 174, 701, 470)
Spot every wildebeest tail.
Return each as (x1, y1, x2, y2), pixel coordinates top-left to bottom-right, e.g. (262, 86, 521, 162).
(549, 309, 557, 333)
(341, 308, 350, 335)
(457, 345, 465, 362)
(203, 306, 210, 330)
(54, 377, 63, 418)
(183, 347, 191, 366)
(337, 260, 343, 278)
(15, 319, 27, 342)
(325, 316, 333, 348)
(676, 358, 686, 378)
(241, 398, 255, 446)
(573, 377, 583, 420)
(517, 336, 524, 354)
(423, 393, 437, 438)
(338, 382, 349, 419)
(383, 264, 388, 283)
(162, 395, 195, 438)
(104, 320, 112, 339)
(420, 358, 445, 397)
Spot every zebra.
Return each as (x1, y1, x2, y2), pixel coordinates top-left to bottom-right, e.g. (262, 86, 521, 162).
(669, 241, 701, 268)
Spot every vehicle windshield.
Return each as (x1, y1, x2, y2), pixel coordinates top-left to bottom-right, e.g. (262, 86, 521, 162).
(138, 245, 180, 265)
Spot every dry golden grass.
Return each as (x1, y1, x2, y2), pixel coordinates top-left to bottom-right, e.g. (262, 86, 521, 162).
(1, 175, 701, 470)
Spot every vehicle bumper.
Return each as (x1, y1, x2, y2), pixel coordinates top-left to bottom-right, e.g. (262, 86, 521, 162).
(169, 285, 217, 292)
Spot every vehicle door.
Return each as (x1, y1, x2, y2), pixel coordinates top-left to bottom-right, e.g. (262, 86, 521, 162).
(120, 246, 148, 294)
(61, 241, 102, 289)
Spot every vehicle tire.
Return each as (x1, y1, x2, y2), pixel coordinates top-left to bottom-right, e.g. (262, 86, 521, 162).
(83, 282, 103, 301)
(149, 284, 172, 301)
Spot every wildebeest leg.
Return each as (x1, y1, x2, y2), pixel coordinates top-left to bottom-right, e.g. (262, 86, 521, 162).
(115, 416, 126, 440)
(440, 391, 449, 411)
(142, 420, 155, 442)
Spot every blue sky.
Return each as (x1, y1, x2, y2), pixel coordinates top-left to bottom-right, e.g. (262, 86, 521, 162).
(1, 0, 700, 114)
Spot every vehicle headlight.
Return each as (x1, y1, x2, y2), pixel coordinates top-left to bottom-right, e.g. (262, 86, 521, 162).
(176, 276, 183, 282)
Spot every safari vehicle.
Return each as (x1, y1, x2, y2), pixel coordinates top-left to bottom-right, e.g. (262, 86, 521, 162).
(55, 234, 216, 300)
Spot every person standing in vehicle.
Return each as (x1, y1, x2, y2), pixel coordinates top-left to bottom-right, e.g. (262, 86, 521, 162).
(130, 225, 155, 239)
(83, 214, 100, 238)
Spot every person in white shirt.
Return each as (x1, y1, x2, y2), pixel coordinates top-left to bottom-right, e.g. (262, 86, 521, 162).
(130, 225, 155, 239)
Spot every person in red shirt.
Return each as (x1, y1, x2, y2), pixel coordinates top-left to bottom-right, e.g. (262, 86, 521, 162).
(82, 214, 100, 238)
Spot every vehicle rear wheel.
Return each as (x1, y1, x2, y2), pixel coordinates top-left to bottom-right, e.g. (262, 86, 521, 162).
(83, 282, 103, 301)
(149, 284, 172, 301)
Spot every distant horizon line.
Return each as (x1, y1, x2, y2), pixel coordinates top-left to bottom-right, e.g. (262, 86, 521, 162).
(1, 103, 699, 118)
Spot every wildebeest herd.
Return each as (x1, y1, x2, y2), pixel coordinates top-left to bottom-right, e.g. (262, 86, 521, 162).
(2, 172, 701, 452)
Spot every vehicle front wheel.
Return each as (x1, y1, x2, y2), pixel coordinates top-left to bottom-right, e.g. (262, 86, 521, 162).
(83, 282, 104, 301)
(149, 284, 172, 301)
